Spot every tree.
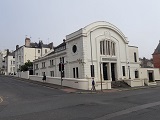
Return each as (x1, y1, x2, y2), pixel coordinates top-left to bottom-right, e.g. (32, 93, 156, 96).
(20, 60, 33, 71)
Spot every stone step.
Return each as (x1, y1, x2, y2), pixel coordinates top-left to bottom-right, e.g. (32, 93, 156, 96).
(111, 81, 130, 88)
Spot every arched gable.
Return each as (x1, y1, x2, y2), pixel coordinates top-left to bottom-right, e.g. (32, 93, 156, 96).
(82, 21, 128, 44)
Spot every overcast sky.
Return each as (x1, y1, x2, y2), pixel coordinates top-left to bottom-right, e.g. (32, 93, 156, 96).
(0, 0, 160, 58)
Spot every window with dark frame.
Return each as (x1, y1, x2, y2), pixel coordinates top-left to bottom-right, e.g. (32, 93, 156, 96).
(76, 67, 79, 78)
(50, 71, 54, 77)
(134, 52, 137, 62)
(42, 62, 45, 68)
(135, 70, 139, 78)
(73, 68, 75, 78)
(90, 65, 95, 77)
(45, 49, 47, 53)
(122, 66, 126, 76)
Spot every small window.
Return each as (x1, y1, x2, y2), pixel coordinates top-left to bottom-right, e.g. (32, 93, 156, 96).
(38, 50, 40, 53)
(42, 62, 45, 68)
(50, 71, 54, 77)
(72, 45, 77, 53)
(45, 49, 47, 53)
(135, 70, 139, 78)
(50, 60, 54, 66)
(122, 66, 125, 76)
(42, 72, 45, 76)
(73, 68, 75, 78)
(134, 52, 137, 62)
(76, 67, 79, 78)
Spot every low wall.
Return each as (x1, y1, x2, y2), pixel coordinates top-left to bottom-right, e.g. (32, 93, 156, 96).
(16, 71, 29, 79)
(29, 75, 89, 90)
(95, 81, 112, 90)
(124, 79, 144, 87)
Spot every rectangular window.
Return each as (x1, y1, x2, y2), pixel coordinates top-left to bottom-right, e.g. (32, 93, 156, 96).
(38, 50, 40, 53)
(76, 67, 79, 78)
(100, 41, 103, 55)
(19, 56, 21, 61)
(42, 72, 45, 76)
(135, 71, 139, 78)
(35, 64, 38, 69)
(62, 57, 64, 63)
(113, 43, 115, 56)
(13, 67, 15, 72)
(90, 65, 95, 77)
(102, 41, 105, 55)
(50, 60, 54, 66)
(52, 60, 54, 65)
(11, 61, 12, 65)
(73, 68, 75, 78)
(45, 49, 47, 53)
(42, 62, 45, 68)
(108, 41, 110, 55)
(122, 66, 125, 76)
(106, 41, 108, 55)
(50, 71, 54, 77)
(134, 52, 137, 62)
(13, 61, 15, 64)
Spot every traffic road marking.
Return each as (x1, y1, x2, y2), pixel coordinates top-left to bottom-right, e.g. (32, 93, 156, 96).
(0, 96, 3, 103)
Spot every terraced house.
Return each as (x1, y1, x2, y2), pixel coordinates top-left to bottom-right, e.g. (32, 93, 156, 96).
(15, 37, 53, 72)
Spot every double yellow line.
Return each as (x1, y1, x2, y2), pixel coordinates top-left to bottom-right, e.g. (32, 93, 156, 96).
(0, 96, 3, 103)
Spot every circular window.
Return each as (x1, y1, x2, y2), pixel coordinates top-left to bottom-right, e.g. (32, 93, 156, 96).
(72, 45, 77, 53)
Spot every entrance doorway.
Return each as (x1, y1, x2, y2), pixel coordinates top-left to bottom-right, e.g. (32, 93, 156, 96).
(102, 62, 117, 81)
(111, 63, 116, 81)
(148, 70, 154, 82)
(103, 63, 108, 80)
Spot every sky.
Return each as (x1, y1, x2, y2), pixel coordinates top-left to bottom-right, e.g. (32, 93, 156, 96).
(0, 0, 160, 59)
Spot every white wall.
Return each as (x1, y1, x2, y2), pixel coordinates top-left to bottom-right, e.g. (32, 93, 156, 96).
(140, 68, 160, 81)
(16, 71, 29, 79)
(29, 75, 89, 90)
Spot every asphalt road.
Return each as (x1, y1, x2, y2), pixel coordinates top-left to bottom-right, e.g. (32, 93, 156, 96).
(1, 76, 160, 120)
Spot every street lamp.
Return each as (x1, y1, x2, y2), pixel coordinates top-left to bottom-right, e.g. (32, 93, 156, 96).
(128, 66, 131, 79)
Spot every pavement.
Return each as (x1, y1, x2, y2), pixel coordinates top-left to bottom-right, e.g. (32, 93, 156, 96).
(4, 75, 160, 94)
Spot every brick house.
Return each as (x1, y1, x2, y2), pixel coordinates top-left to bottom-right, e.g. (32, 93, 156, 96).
(153, 41, 160, 68)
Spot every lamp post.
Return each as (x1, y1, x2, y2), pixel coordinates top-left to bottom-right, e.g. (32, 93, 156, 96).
(90, 31, 93, 69)
(100, 62, 103, 91)
(128, 66, 131, 79)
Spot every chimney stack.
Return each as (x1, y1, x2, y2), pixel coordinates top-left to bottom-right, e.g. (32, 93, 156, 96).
(16, 45, 19, 50)
(48, 42, 53, 49)
(25, 37, 31, 47)
(7, 49, 9, 55)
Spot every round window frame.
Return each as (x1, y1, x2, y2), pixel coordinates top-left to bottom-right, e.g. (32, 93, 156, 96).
(72, 45, 77, 53)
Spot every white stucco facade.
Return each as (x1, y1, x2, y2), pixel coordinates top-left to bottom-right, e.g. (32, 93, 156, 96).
(0, 50, 7, 74)
(15, 39, 53, 72)
(30, 21, 160, 90)
(4, 54, 16, 75)
(33, 21, 147, 89)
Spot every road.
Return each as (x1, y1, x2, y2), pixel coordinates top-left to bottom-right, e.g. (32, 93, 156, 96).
(1, 76, 160, 120)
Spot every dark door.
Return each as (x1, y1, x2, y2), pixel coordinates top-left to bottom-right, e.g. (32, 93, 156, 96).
(111, 63, 116, 81)
(148, 72, 154, 82)
(103, 63, 108, 80)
